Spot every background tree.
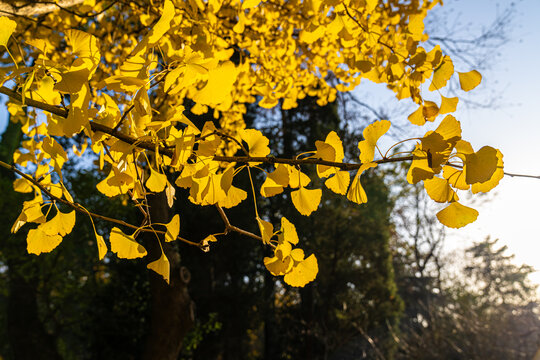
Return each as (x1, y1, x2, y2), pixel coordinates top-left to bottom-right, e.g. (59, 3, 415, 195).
(0, 0, 508, 358)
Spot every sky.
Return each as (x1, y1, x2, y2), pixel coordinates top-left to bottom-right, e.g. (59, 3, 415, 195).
(424, 0, 540, 283)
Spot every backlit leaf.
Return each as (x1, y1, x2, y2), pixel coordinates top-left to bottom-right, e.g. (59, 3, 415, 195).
(146, 167, 168, 193)
(0, 16, 16, 48)
(465, 146, 498, 184)
(109, 227, 147, 259)
(257, 217, 274, 244)
(459, 70, 482, 91)
(347, 162, 378, 204)
(358, 120, 391, 163)
(27, 228, 63, 255)
(436, 202, 478, 228)
(147, 252, 170, 284)
(325, 170, 350, 195)
(241, 129, 270, 158)
(291, 187, 322, 216)
(165, 214, 180, 242)
(283, 254, 318, 287)
(424, 177, 459, 203)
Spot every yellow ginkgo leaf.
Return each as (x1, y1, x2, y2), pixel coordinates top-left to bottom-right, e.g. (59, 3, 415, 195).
(439, 96, 458, 114)
(314, 141, 336, 178)
(281, 217, 299, 245)
(264, 255, 292, 276)
(423, 177, 459, 203)
(283, 254, 318, 287)
(471, 149, 504, 194)
(165, 214, 180, 242)
(146, 167, 167, 193)
(429, 56, 454, 91)
(436, 202, 479, 228)
(408, 106, 425, 126)
(458, 70, 482, 91)
(422, 100, 439, 122)
(0, 16, 17, 48)
(408, 14, 424, 40)
(434, 115, 461, 143)
(109, 227, 147, 259)
(325, 131, 344, 162)
(95, 233, 108, 260)
(193, 61, 238, 106)
(27, 228, 63, 255)
(464, 146, 498, 184)
(291, 187, 322, 216)
(325, 170, 350, 195)
(147, 252, 171, 284)
(257, 217, 274, 244)
(241, 129, 270, 158)
(442, 166, 469, 191)
(40, 210, 76, 236)
(358, 120, 391, 163)
(290, 248, 305, 262)
(13, 178, 33, 193)
(347, 162, 378, 204)
(287, 165, 311, 189)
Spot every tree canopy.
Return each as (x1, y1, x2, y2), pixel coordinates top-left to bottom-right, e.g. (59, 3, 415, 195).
(0, 0, 504, 287)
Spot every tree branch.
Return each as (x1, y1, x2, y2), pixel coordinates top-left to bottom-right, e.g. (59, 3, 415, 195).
(0, 0, 84, 17)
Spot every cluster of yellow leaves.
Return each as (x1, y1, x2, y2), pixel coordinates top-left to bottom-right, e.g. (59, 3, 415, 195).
(0, 0, 503, 287)
(407, 115, 503, 228)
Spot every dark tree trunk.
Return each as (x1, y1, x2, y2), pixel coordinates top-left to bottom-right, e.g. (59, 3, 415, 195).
(142, 192, 195, 360)
(1, 120, 62, 359)
(6, 267, 63, 360)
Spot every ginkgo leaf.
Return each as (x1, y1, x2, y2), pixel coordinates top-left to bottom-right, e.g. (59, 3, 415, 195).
(424, 177, 459, 203)
(422, 101, 439, 122)
(464, 146, 498, 184)
(146, 167, 168, 193)
(95, 233, 108, 260)
(429, 56, 453, 91)
(439, 96, 458, 114)
(325, 170, 350, 195)
(290, 248, 305, 262)
(109, 227, 147, 259)
(287, 166, 311, 189)
(193, 61, 238, 106)
(27, 227, 63, 255)
(283, 254, 318, 287)
(459, 70, 482, 91)
(147, 252, 170, 284)
(443, 166, 469, 191)
(436, 202, 479, 228)
(264, 255, 292, 276)
(241, 129, 270, 158)
(13, 178, 33, 193)
(281, 217, 299, 245)
(408, 106, 425, 126)
(165, 214, 180, 242)
(40, 210, 76, 236)
(0, 16, 17, 48)
(257, 217, 274, 244)
(347, 162, 378, 204)
(291, 187, 322, 216)
(358, 120, 391, 163)
(314, 141, 336, 178)
(471, 149, 504, 194)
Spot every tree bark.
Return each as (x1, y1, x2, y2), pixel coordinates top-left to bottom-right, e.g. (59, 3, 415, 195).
(142, 192, 195, 360)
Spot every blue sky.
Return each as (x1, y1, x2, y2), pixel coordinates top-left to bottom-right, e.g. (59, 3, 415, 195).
(428, 0, 540, 282)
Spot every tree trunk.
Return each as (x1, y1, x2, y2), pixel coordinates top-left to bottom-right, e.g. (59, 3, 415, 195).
(1, 120, 62, 359)
(142, 192, 195, 360)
